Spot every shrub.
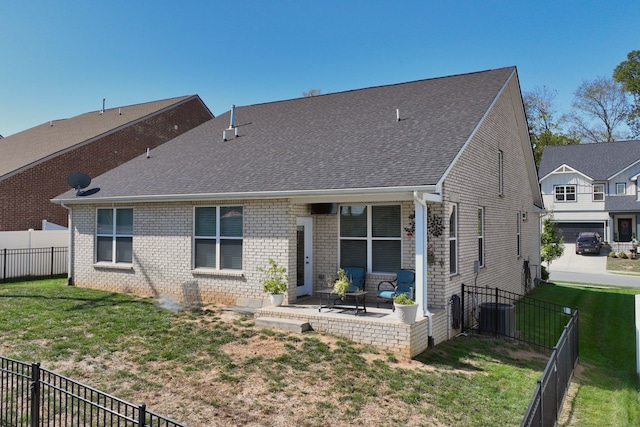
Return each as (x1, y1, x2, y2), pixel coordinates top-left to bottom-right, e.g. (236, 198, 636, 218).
(541, 265, 549, 281)
(393, 294, 414, 305)
(609, 251, 617, 258)
(258, 258, 287, 294)
(618, 252, 628, 259)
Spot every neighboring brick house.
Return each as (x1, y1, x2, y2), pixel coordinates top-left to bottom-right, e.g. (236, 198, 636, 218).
(0, 96, 213, 231)
(539, 140, 640, 246)
(53, 67, 542, 353)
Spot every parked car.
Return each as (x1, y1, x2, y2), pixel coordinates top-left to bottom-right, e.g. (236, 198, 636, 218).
(575, 232, 601, 255)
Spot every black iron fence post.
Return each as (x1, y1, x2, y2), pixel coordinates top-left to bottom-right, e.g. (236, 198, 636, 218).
(30, 363, 40, 427)
(2, 248, 6, 282)
(494, 287, 499, 337)
(50, 247, 54, 277)
(138, 403, 147, 427)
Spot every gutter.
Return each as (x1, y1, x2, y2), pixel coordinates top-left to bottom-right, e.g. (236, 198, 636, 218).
(52, 184, 439, 206)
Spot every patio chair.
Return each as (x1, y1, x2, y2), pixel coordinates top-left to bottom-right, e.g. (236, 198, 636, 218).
(376, 269, 415, 310)
(341, 266, 366, 292)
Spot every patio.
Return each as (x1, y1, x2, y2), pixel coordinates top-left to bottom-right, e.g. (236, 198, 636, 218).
(254, 295, 435, 358)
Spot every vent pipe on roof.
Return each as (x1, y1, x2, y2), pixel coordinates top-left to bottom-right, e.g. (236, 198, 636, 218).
(146, 148, 150, 159)
(50, 120, 53, 127)
(100, 98, 105, 115)
(118, 108, 122, 115)
(229, 105, 235, 129)
(396, 108, 401, 122)
(223, 130, 228, 141)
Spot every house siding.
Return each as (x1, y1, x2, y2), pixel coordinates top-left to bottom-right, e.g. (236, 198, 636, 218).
(0, 97, 212, 231)
(430, 78, 541, 345)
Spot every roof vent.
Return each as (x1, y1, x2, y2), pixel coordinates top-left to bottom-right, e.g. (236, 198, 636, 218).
(228, 105, 236, 129)
(100, 98, 105, 115)
(396, 108, 401, 122)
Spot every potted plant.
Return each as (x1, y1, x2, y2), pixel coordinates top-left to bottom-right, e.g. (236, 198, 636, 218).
(258, 258, 287, 306)
(393, 293, 418, 324)
(329, 268, 351, 298)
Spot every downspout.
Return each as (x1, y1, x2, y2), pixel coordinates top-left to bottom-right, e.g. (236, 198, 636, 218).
(60, 203, 74, 286)
(413, 191, 434, 349)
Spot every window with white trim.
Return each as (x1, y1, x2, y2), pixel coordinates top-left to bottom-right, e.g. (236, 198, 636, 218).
(449, 204, 458, 275)
(516, 211, 521, 257)
(616, 183, 626, 195)
(478, 207, 485, 267)
(592, 184, 605, 201)
(498, 150, 504, 196)
(554, 185, 576, 202)
(194, 206, 243, 270)
(339, 204, 401, 273)
(96, 208, 133, 263)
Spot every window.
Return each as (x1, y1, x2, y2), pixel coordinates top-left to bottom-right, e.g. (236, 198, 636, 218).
(194, 206, 243, 270)
(478, 208, 485, 267)
(96, 208, 133, 263)
(516, 211, 521, 257)
(339, 204, 401, 273)
(616, 183, 626, 195)
(449, 204, 458, 275)
(498, 150, 504, 196)
(592, 184, 605, 201)
(554, 185, 576, 202)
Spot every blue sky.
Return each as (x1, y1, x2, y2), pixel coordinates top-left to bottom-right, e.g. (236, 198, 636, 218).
(1, 1, 638, 137)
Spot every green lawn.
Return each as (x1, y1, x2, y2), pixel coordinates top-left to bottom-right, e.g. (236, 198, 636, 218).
(531, 281, 640, 426)
(0, 279, 637, 426)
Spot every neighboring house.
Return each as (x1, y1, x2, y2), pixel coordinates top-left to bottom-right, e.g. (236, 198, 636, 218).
(538, 140, 640, 245)
(52, 67, 542, 353)
(0, 96, 213, 231)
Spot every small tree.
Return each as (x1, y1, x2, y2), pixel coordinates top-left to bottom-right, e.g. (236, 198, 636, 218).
(541, 214, 564, 268)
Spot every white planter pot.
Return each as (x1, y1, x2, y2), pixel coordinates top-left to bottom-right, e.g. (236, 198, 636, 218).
(269, 293, 285, 307)
(394, 302, 418, 324)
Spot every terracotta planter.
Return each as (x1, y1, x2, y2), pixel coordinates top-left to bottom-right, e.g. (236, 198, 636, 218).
(268, 293, 285, 307)
(394, 302, 418, 324)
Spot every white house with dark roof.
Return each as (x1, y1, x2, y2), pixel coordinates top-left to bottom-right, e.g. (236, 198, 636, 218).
(538, 140, 640, 246)
(52, 67, 542, 356)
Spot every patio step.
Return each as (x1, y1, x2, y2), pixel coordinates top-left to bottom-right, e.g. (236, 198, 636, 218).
(255, 316, 311, 333)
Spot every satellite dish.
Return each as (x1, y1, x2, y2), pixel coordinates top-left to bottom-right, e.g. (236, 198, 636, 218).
(67, 172, 91, 196)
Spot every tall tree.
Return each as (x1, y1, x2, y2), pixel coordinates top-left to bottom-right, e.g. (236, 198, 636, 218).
(567, 76, 630, 143)
(613, 50, 640, 138)
(302, 89, 322, 97)
(523, 86, 579, 167)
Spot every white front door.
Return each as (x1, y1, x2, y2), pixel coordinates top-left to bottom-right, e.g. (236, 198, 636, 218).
(296, 217, 313, 297)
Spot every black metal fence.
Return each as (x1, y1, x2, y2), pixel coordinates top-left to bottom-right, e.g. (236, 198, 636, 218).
(459, 285, 579, 427)
(0, 356, 186, 427)
(521, 312, 579, 427)
(1, 247, 67, 282)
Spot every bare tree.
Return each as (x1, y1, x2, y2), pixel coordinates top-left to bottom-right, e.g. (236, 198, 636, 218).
(302, 89, 322, 97)
(567, 76, 630, 143)
(523, 86, 578, 166)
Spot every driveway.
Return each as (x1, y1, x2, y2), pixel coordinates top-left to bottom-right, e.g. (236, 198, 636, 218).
(548, 243, 640, 287)
(548, 243, 607, 273)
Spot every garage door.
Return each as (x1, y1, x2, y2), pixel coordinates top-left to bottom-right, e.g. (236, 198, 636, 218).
(554, 222, 605, 242)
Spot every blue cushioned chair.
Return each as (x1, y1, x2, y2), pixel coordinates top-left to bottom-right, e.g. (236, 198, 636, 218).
(342, 266, 366, 292)
(377, 269, 415, 310)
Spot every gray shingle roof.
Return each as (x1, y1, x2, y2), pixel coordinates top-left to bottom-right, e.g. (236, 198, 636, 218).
(0, 96, 194, 179)
(605, 195, 640, 212)
(53, 67, 517, 203)
(539, 140, 640, 180)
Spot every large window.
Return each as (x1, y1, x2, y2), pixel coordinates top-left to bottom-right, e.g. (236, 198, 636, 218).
(478, 208, 485, 268)
(194, 206, 243, 270)
(339, 204, 401, 273)
(449, 204, 458, 275)
(96, 208, 133, 263)
(592, 184, 605, 201)
(554, 185, 576, 202)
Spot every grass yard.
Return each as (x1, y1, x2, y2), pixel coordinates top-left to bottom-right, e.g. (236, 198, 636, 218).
(531, 281, 640, 427)
(607, 256, 640, 274)
(0, 279, 549, 427)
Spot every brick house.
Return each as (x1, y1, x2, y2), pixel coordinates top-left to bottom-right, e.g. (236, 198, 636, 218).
(539, 140, 640, 247)
(0, 96, 213, 231)
(53, 67, 542, 355)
